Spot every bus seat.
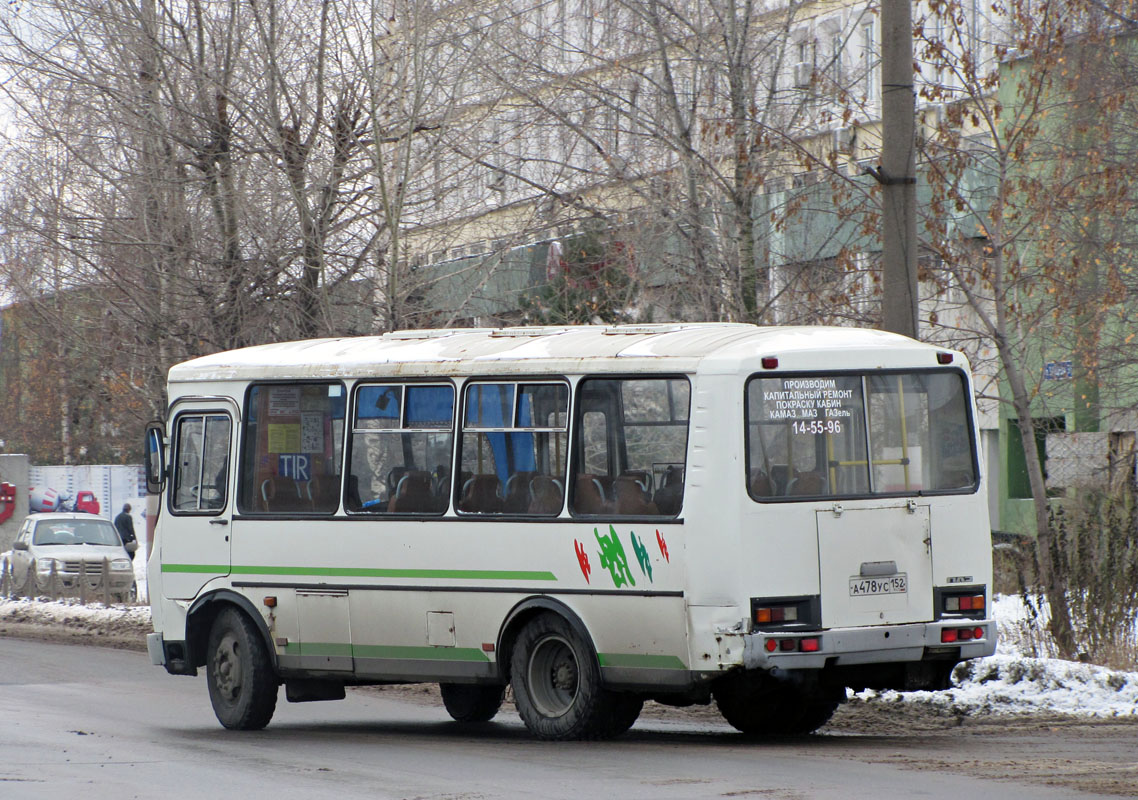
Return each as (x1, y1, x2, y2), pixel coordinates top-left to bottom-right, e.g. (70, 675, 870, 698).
(769, 465, 791, 495)
(261, 475, 301, 512)
(613, 476, 658, 515)
(790, 470, 825, 496)
(620, 470, 653, 494)
(459, 474, 503, 513)
(388, 470, 436, 513)
(503, 471, 537, 513)
(386, 466, 409, 498)
(309, 474, 340, 511)
(345, 475, 363, 511)
(652, 465, 684, 515)
(749, 470, 775, 497)
(572, 474, 611, 515)
(431, 464, 450, 498)
(528, 476, 564, 515)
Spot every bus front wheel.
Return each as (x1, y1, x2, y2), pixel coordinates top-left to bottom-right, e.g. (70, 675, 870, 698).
(206, 607, 278, 730)
(510, 613, 641, 740)
(439, 683, 505, 722)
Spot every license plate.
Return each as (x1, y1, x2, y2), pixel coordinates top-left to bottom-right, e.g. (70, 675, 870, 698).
(849, 574, 907, 596)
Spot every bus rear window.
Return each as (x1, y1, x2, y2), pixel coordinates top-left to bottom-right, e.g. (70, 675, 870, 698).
(746, 371, 977, 501)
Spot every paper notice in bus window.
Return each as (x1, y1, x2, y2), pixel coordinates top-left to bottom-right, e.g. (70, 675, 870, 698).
(758, 377, 861, 424)
(268, 386, 302, 417)
(301, 412, 324, 452)
(267, 423, 301, 453)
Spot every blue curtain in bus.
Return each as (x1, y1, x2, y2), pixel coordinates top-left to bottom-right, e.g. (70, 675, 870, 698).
(465, 384, 534, 478)
(406, 386, 454, 427)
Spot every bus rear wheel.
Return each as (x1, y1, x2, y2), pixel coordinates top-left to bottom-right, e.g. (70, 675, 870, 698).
(206, 608, 278, 730)
(510, 613, 641, 740)
(713, 671, 841, 736)
(439, 683, 505, 722)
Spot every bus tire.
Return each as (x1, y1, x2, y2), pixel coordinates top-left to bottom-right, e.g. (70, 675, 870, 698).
(206, 607, 278, 730)
(439, 683, 505, 723)
(599, 692, 644, 737)
(713, 671, 839, 736)
(510, 613, 628, 740)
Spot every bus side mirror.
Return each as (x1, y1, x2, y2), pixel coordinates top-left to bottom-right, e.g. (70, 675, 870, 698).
(145, 422, 167, 494)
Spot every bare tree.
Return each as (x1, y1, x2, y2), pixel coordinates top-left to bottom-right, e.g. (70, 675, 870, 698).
(917, 0, 1138, 656)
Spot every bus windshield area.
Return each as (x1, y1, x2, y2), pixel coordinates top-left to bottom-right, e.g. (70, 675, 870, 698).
(745, 371, 977, 501)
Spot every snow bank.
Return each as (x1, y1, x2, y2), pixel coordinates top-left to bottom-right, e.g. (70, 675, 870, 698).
(855, 654, 1138, 718)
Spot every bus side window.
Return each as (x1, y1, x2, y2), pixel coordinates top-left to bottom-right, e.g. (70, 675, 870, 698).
(239, 383, 344, 514)
(457, 382, 568, 516)
(571, 378, 690, 517)
(347, 383, 454, 515)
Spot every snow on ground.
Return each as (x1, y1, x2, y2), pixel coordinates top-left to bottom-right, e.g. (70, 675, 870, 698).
(1, 591, 1135, 719)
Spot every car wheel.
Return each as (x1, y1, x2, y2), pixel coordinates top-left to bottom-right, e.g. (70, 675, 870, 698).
(439, 683, 506, 722)
(510, 613, 636, 740)
(206, 608, 278, 730)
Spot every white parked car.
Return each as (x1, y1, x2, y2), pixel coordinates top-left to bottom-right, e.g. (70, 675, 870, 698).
(7, 513, 136, 602)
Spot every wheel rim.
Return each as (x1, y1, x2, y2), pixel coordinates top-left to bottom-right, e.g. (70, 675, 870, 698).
(526, 634, 578, 718)
(212, 631, 243, 703)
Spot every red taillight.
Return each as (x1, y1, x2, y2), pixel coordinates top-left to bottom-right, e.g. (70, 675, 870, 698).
(942, 626, 986, 643)
(765, 637, 822, 653)
(936, 351, 954, 364)
(761, 356, 779, 369)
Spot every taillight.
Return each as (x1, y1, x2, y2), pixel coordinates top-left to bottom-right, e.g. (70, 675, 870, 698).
(761, 356, 779, 369)
(944, 593, 985, 614)
(942, 625, 986, 643)
(764, 636, 822, 653)
(936, 351, 954, 364)
(755, 604, 799, 625)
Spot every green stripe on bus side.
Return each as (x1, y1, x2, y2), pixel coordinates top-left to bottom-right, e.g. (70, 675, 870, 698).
(597, 653, 688, 670)
(162, 564, 558, 582)
(282, 642, 353, 658)
(352, 645, 491, 662)
(282, 643, 490, 662)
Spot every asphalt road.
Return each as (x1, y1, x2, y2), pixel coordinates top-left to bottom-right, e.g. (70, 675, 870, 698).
(0, 637, 1131, 800)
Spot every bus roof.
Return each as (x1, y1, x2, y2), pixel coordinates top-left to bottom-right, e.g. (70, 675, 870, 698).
(167, 323, 962, 384)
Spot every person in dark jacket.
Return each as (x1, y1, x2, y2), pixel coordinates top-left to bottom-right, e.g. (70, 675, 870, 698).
(114, 503, 138, 560)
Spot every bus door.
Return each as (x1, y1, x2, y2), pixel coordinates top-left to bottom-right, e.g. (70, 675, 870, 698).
(816, 503, 933, 629)
(162, 402, 236, 600)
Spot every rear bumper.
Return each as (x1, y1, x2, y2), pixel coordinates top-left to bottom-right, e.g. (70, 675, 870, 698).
(742, 618, 998, 670)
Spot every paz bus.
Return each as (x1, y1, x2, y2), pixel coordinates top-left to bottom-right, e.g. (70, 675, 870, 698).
(144, 323, 996, 739)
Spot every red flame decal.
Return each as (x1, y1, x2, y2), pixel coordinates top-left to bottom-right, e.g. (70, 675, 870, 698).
(574, 539, 591, 583)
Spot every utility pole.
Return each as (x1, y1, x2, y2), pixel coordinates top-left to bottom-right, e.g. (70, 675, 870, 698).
(878, 0, 919, 339)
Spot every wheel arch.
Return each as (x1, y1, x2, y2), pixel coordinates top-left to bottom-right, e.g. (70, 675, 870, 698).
(186, 589, 276, 671)
(497, 596, 597, 683)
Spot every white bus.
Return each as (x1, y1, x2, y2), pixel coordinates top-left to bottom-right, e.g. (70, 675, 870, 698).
(144, 323, 996, 739)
